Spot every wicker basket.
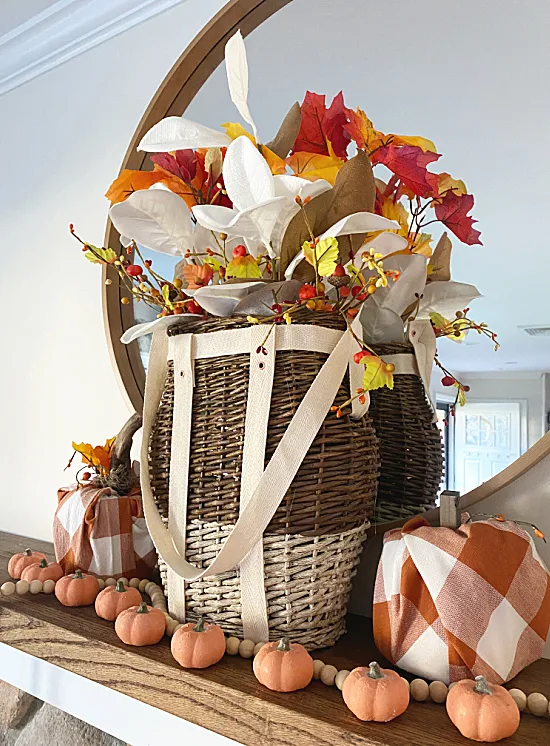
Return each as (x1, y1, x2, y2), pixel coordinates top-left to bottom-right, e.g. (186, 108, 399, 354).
(369, 342, 444, 524)
(147, 312, 380, 649)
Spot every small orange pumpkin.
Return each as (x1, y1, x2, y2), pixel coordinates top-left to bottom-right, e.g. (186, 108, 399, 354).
(115, 602, 165, 646)
(95, 579, 142, 621)
(342, 662, 410, 722)
(446, 676, 520, 742)
(21, 558, 64, 584)
(54, 569, 99, 606)
(253, 637, 313, 692)
(171, 617, 225, 669)
(8, 549, 48, 579)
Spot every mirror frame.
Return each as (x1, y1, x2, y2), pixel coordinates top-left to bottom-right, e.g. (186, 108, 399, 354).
(103, 0, 550, 517)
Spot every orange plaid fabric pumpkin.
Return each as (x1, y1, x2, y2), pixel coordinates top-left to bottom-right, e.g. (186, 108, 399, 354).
(373, 515, 550, 684)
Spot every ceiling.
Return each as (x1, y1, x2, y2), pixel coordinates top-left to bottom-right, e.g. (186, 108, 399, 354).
(0, 0, 55, 37)
(185, 0, 550, 374)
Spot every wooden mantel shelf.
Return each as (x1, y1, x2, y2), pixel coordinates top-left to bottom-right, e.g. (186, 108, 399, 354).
(1, 532, 549, 746)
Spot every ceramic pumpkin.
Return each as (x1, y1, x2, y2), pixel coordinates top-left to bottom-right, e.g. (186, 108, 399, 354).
(342, 662, 410, 722)
(446, 676, 520, 742)
(115, 602, 165, 646)
(253, 638, 313, 692)
(8, 549, 48, 579)
(21, 558, 64, 584)
(171, 617, 225, 669)
(95, 579, 142, 621)
(54, 569, 99, 607)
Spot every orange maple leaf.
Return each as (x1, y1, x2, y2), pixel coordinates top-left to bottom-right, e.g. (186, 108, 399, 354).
(105, 170, 167, 204)
(183, 263, 214, 290)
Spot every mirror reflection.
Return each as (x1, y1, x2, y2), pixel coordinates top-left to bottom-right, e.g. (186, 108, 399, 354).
(129, 0, 550, 495)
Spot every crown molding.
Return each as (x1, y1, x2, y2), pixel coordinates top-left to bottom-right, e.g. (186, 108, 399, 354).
(0, 0, 192, 97)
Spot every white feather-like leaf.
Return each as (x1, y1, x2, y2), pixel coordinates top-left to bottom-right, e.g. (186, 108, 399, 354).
(360, 305, 405, 344)
(192, 204, 259, 238)
(380, 254, 428, 316)
(225, 30, 258, 141)
(319, 212, 400, 240)
(193, 281, 267, 317)
(109, 189, 193, 256)
(223, 136, 275, 211)
(137, 116, 231, 152)
(417, 281, 482, 318)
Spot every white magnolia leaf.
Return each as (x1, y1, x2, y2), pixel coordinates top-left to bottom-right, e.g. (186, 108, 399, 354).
(319, 212, 400, 240)
(109, 189, 193, 256)
(360, 305, 405, 344)
(284, 249, 305, 279)
(137, 116, 231, 152)
(380, 254, 428, 316)
(223, 136, 274, 211)
(225, 30, 258, 141)
(352, 233, 409, 268)
(417, 281, 482, 319)
(192, 204, 259, 238)
(273, 175, 332, 200)
(232, 280, 301, 315)
(193, 281, 267, 317)
(239, 197, 294, 252)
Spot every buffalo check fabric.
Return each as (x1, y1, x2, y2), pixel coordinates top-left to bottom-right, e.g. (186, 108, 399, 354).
(54, 484, 157, 579)
(373, 515, 550, 684)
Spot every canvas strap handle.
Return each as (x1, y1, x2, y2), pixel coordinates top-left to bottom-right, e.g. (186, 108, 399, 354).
(140, 324, 356, 590)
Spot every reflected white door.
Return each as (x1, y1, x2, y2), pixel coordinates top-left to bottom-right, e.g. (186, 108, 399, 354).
(454, 402, 522, 494)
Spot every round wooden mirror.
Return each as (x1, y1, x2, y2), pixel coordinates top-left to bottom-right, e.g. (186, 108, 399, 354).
(103, 0, 550, 516)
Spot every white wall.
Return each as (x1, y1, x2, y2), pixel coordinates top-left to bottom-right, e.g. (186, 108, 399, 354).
(460, 372, 546, 449)
(0, 0, 225, 541)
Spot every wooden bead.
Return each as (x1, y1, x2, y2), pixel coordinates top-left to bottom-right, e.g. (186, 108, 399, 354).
(312, 660, 325, 680)
(119, 577, 129, 586)
(429, 681, 448, 703)
(29, 580, 43, 595)
(410, 679, 430, 702)
(165, 618, 180, 637)
(1, 581, 15, 596)
(508, 688, 527, 712)
(16, 580, 30, 595)
(253, 642, 265, 656)
(320, 664, 338, 686)
(96, 578, 106, 591)
(448, 682, 457, 690)
(105, 578, 116, 587)
(138, 579, 149, 593)
(335, 670, 350, 691)
(145, 582, 157, 596)
(42, 579, 55, 595)
(527, 692, 548, 716)
(128, 578, 140, 589)
(239, 640, 255, 659)
(226, 637, 240, 655)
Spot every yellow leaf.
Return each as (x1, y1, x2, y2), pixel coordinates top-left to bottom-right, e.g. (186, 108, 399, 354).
(72, 442, 95, 467)
(303, 237, 339, 276)
(91, 445, 111, 471)
(392, 134, 438, 153)
(226, 254, 262, 279)
(362, 355, 395, 392)
(454, 382, 467, 406)
(287, 141, 344, 185)
(410, 232, 433, 257)
(162, 283, 174, 309)
(377, 196, 409, 236)
(222, 122, 255, 142)
(437, 172, 467, 197)
(260, 145, 287, 175)
(429, 312, 466, 342)
(204, 255, 222, 272)
(84, 245, 118, 265)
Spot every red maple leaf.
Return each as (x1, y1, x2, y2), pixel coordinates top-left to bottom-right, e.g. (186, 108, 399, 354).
(371, 144, 440, 198)
(293, 91, 351, 159)
(150, 149, 198, 182)
(434, 192, 482, 245)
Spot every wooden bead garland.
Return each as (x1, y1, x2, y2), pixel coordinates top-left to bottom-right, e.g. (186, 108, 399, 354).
(2, 574, 549, 719)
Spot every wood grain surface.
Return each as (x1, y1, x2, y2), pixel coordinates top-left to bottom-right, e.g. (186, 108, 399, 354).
(0, 532, 549, 745)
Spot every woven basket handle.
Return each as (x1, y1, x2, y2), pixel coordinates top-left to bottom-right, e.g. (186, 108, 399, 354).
(140, 325, 354, 581)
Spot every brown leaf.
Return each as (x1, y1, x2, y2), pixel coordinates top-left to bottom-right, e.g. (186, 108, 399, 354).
(265, 102, 302, 158)
(279, 150, 375, 278)
(428, 232, 452, 283)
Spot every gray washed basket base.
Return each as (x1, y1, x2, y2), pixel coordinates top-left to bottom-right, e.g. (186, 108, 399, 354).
(158, 521, 367, 649)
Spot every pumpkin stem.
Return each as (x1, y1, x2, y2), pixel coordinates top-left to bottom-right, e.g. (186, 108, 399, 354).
(24, 549, 32, 556)
(73, 569, 84, 579)
(39, 559, 48, 568)
(115, 579, 126, 593)
(368, 662, 384, 679)
(136, 601, 149, 614)
(473, 676, 493, 695)
(193, 617, 206, 632)
(277, 637, 291, 652)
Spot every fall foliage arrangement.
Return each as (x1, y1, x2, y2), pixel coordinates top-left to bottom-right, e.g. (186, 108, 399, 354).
(72, 30, 497, 410)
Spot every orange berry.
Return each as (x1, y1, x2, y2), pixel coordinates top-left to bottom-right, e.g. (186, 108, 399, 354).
(385, 363, 395, 373)
(82, 472, 91, 481)
(347, 308, 359, 318)
(495, 514, 506, 522)
(359, 395, 366, 405)
(339, 286, 350, 298)
(367, 284, 377, 295)
(121, 297, 130, 305)
(534, 528, 546, 540)
(305, 299, 316, 310)
(317, 282, 326, 294)
(315, 300, 325, 311)
(298, 284, 316, 300)
(330, 406, 338, 412)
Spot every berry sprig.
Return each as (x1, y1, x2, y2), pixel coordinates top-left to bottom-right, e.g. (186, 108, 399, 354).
(434, 357, 469, 416)
(431, 308, 499, 351)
